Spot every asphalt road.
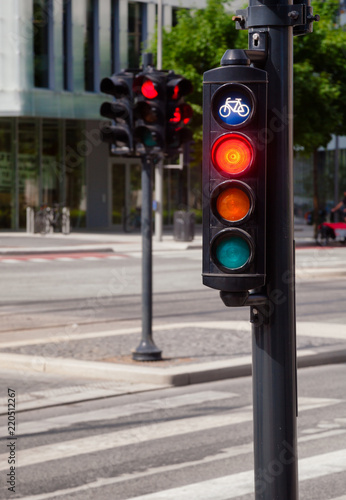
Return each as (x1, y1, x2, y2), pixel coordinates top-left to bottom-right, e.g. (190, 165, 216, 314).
(0, 246, 345, 334)
(1, 364, 345, 499)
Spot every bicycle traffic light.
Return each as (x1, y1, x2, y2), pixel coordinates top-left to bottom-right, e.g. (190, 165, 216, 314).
(133, 68, 166, 150)
(99, 71, 134, 153)
(166, 72, 193, 154)
(202, 51, 268, 293)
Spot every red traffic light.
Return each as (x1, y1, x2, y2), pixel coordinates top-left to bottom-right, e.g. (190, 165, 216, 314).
(141, 79, 159, 99)
(169, 103, 193, 126)
(167, 77, 193, 100)
(133, 74, 162, 99)
(211, 133, 253, 175)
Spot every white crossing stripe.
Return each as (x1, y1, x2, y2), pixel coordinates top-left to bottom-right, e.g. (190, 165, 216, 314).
(28, 258, 50, 263)
(18, 391, 235, 434)
(0, 397, 340, 472)
(19, 447, 346, 500)
(0, 259, 22, 264)
(115, 448, 346, 500)
(297, 322, 346, 340)
(54, 257, 75, 262)
(18, 430, 346, 500)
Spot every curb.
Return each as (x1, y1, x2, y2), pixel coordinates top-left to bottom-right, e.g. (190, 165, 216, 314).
(1, 348, 345, 387)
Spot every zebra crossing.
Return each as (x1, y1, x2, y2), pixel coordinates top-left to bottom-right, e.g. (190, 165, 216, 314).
(3, 384, 346, 500)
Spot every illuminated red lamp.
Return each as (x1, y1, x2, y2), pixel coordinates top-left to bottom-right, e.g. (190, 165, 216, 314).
(169, 103, 193, 126)
(141, 79, 158, 99)
(211, 133, 253, 175)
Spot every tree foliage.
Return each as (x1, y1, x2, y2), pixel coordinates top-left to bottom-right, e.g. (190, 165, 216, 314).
(293, 0, 346, 155)
(158, 0, 246, 142)
(153, 0, 346, 158)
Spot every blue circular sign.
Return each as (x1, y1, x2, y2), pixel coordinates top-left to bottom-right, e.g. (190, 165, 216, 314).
(212, 85, 254, 127)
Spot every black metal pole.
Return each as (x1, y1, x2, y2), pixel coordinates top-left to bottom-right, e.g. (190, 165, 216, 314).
(250, 1, 298, 498)
(132, 154, 162, 361)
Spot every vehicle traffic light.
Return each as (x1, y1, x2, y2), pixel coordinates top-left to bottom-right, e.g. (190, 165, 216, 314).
(166, 72, 193, 154)
(133, 69, 166, 151)
(202, 51, 268, 294)
(99, 71, 134, 153)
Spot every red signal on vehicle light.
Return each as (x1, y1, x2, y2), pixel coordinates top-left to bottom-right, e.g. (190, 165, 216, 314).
(141, 79, 158, 99)
(211, 133, 253, 175)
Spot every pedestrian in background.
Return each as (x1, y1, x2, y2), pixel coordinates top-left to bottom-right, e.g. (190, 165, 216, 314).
(331, 191, 346, 222)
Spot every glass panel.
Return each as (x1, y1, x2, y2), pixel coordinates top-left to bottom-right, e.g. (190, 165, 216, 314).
(65, 121, 86, 227)
(112, 164, 125, 225)
(33, 0, 50, 88)
(111, 163, 141, 226)
(0, 120, 14, 229)
(84, 0, 95, 91)
(111, 0, 119, 73)
(42, 120, 61, 207)
(18, 121, 39, 228)
(63, 0, 72, 90)
(128, 2, 142, 69)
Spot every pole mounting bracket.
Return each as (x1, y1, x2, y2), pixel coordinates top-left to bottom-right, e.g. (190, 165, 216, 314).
(233, 3, 319, 33)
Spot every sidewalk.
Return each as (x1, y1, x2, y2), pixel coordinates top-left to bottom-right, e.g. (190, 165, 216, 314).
(0, 221, 316, 256)
(0, 319, 345, 389)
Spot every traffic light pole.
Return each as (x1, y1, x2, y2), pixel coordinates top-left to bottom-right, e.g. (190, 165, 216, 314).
(248, 1, 298, 498)
(132, 154, 162, 361)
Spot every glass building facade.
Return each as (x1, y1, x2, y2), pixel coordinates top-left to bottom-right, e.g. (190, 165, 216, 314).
(0, 0, 206, 230)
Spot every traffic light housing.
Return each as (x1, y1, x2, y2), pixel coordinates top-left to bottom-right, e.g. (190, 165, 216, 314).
(133, 69, 166, 151)
(166, 72, 193, 154)
(99, 71, 134, 153)
(202, 51, 268, 294)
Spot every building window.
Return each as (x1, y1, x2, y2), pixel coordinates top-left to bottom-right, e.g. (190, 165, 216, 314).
(84, 0, 99, 92)
(0, 120, 14, 229)
(33, 0, 53, 88)
(63, 0, 73, 91)
(111, 0, 119, 73)
(65, 121, 87, 227)
(18, 120, 39, 228)
(128, 2, 143, 69)
(172, 7, 180, 27)
(42, 120, 61, 206)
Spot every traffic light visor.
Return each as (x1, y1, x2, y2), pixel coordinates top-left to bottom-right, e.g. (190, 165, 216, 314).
(211, 133, 253, 175)
(211, 229, 254, 271)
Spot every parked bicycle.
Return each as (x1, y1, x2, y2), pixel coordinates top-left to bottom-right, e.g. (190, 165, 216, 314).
(34, 204, 70, 235)
(123, 208, 141, 233)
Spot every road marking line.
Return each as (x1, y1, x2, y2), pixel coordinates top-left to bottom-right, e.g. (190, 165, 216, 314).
(27, 258, 51, 263)
(19, 448, 346, 500)
(17, 391, 236, 434)
(0, 397, 340, 472)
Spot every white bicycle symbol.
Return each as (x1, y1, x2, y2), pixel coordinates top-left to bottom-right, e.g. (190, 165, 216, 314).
(219, 97, 250, 118)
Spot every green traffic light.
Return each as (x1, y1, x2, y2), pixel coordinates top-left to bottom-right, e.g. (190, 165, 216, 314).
(214, 235, 251, 270)
(142, 129, 159, 147)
